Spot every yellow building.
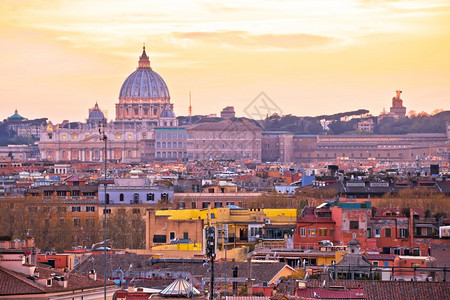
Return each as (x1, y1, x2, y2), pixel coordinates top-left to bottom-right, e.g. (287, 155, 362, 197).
(146, 207, 297, 251)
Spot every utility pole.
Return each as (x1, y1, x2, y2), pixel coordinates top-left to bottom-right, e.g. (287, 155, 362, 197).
(99, 118, 108, 299)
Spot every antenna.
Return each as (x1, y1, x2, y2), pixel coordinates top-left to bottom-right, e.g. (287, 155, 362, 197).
(188, 91, 192, 117)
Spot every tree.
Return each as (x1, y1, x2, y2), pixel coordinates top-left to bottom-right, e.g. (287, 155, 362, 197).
(107, 208, 146, 249)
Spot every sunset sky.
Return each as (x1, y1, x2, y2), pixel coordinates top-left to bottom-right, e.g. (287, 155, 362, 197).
(1, 0, 449, 123)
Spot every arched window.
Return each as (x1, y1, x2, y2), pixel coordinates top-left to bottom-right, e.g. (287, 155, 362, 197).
(105, 193, 110, 205)
(134, 193, 139, 203)
(120, 193, 124, 202)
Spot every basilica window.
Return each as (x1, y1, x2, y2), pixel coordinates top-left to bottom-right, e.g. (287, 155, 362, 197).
(58, 134, 65, 140)
(72, 134, 77, 140)
(116, 134, 121, 139)
(127, 134, 132, 140)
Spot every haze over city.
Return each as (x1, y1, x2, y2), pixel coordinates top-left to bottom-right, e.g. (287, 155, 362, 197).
(1, 0, 449, 123)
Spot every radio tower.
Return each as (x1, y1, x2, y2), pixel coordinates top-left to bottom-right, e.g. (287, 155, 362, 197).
(188, 91, 192, 117)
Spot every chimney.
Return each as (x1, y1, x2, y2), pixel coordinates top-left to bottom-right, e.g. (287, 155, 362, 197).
(247, 253, 253, 295)
(57, 277, 68, 288)
(88, 269, 97, 281)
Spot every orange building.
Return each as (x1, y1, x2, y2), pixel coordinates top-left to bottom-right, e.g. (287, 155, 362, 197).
(294, 207, 335, 250)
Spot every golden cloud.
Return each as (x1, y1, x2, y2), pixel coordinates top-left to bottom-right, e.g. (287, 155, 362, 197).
(171, 31, 339, 50)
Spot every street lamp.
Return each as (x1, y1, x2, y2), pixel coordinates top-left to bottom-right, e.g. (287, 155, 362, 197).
(99, 118, 108, 299)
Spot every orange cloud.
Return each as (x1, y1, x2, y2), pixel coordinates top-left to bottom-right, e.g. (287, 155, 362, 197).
(171, 31, 339, 50)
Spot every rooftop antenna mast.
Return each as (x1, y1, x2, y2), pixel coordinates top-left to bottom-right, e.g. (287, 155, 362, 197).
(188, 91, 192, 117)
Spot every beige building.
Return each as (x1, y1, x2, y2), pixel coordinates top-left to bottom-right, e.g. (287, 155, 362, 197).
(186, 119, 262, 162)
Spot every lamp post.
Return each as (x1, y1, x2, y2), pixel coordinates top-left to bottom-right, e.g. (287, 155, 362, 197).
(99, 118, 108, 299)
(206, 226, 215, 300)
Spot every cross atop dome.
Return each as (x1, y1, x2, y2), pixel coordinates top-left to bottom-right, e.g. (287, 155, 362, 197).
(138, 44, 151, 69)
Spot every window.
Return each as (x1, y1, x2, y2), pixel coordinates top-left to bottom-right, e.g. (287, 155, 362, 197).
(147, 193, 155, 201)
(120, 193, 124, 201)
(399, 228, 408, 238)
(383, 261, 389, 267)
(86, 206, 95, 212)
(183, 232, 189, 239)
(153, 235, 167, 243)
(161, 193, 169, 201)
(214, 202, 223, 208)
(372, 261, 379, 266)
(170, 232, 175, 240)
(319, 228, 327, 236)
(385, 228, 392, 238)
(134, 193, 139, 203)
(103, 208, 111, 214)
(73, 217, 81, 227)
(202, 202, 210, 209)
(350, 221, 359, 230)
(367, 228, 372, 238)
(132, 209, 140, 214)
(375, 228, 381, 238)
(301, 228, 306, 237)
(413, 248, 420, 256)
(57, 207, 66, 213)
(72, 206, 81, 212)
(309, 229, 316, 237)
(86, 217, 95, 227)
(394, 248, 401, 255)
(191, 202, 197, 209)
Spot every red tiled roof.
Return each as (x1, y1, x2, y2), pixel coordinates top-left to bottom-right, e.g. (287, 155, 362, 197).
(297, 288, 365, 299)
(307, 280, 450, 300)
(0, 267, 45, 295)
(0, 266, 114, 296)
(363, 254, 396, 261)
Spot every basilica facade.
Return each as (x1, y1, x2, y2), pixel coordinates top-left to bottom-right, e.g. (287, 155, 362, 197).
(38, 47, 182, 163)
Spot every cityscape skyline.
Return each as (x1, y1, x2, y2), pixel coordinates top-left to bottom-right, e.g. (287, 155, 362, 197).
(1, 0, 449, 123)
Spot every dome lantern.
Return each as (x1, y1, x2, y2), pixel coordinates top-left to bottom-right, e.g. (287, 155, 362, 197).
(138, 45, 151, 69)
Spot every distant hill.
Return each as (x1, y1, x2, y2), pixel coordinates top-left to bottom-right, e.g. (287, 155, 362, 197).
(178, 109, 449, 135)
(374, 111, 450, 134)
